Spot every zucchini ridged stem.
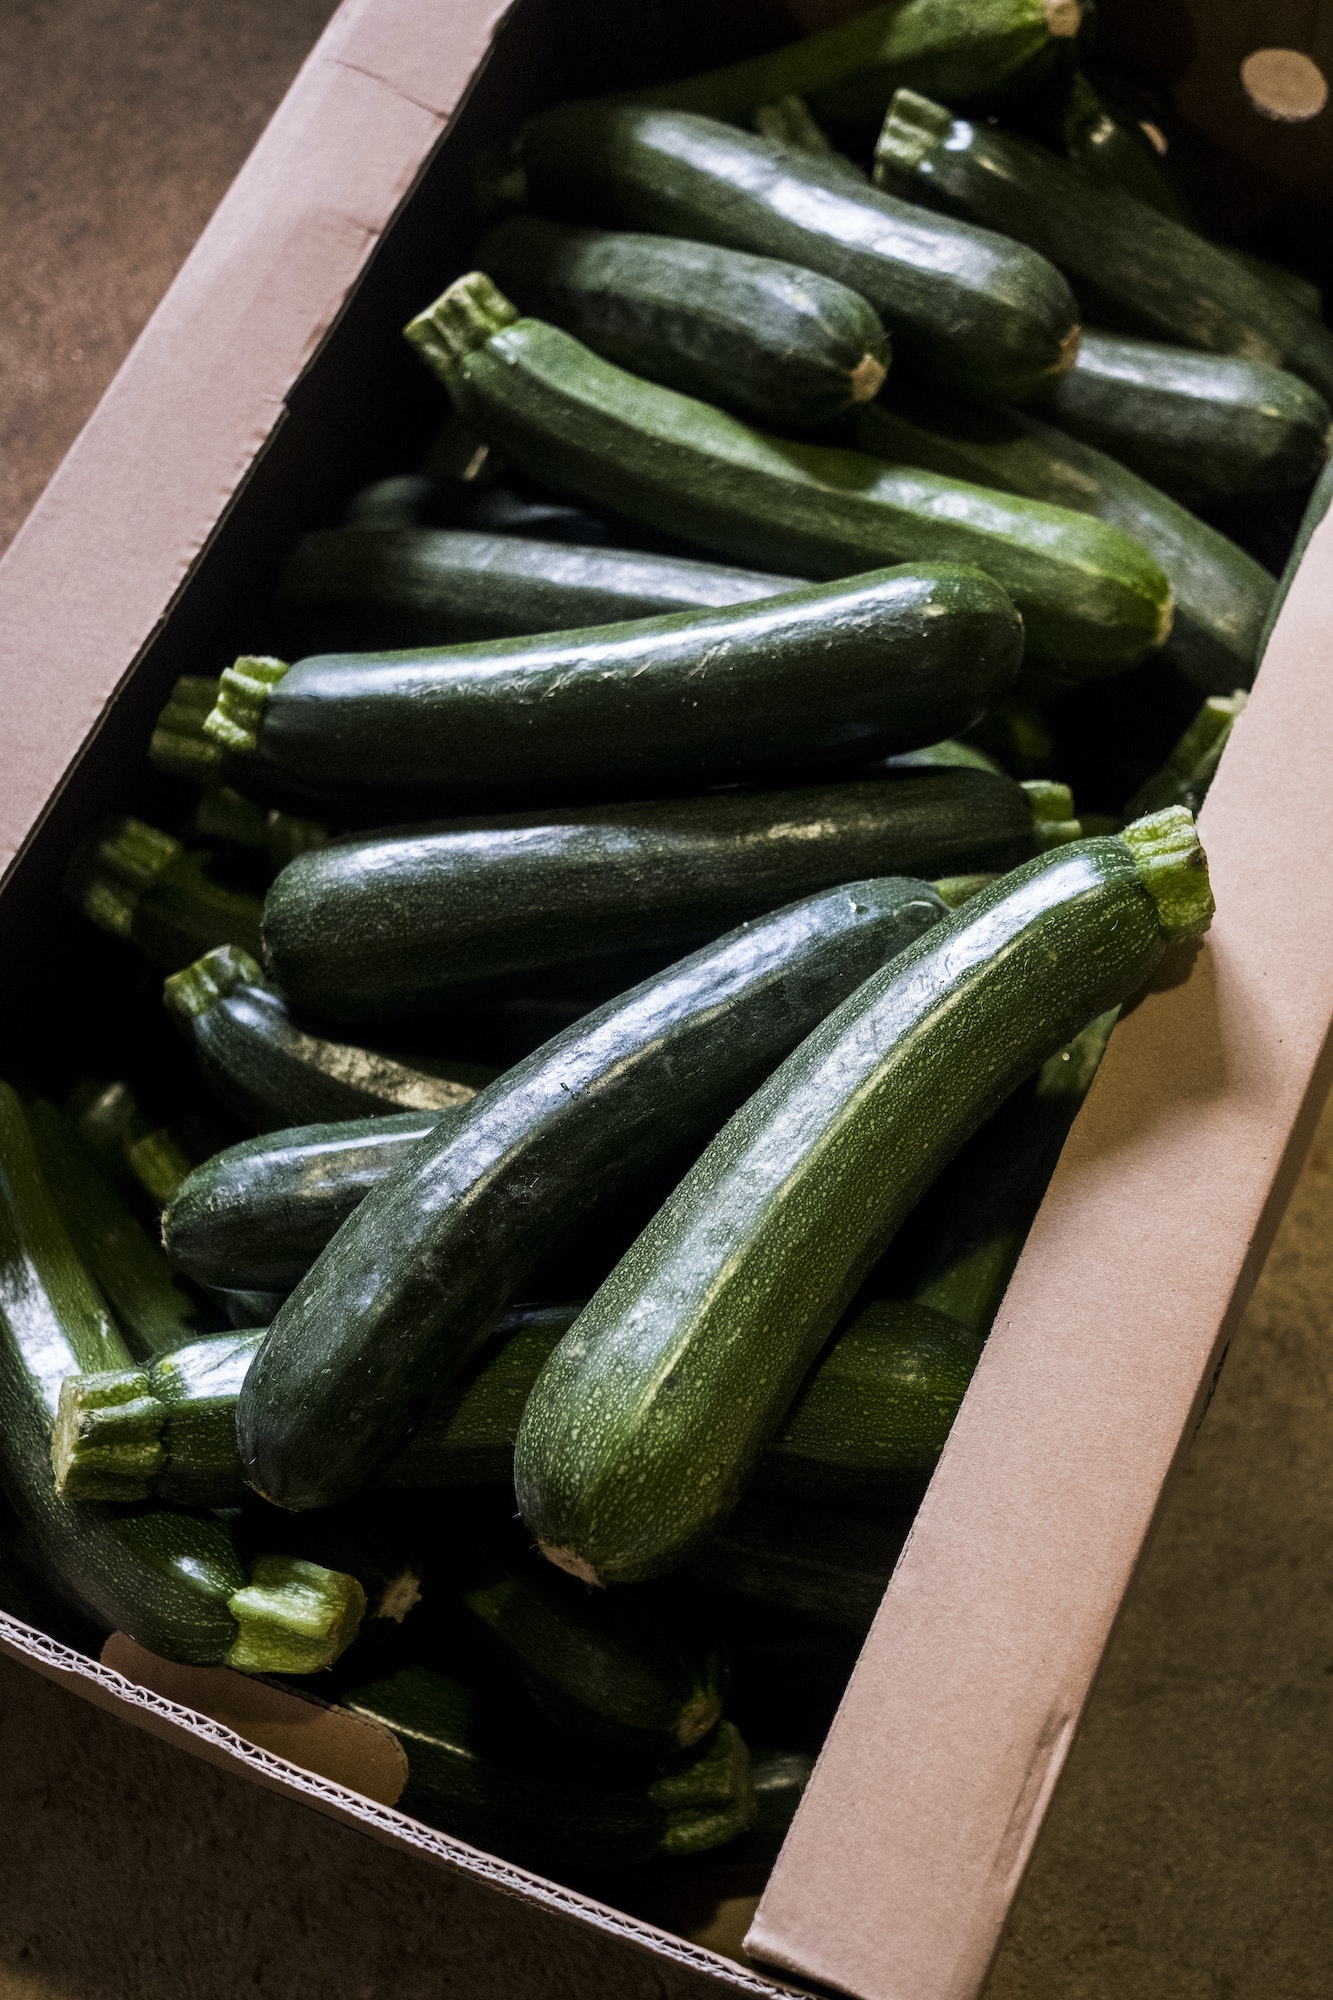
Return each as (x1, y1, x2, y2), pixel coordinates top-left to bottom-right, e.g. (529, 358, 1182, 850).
(52, 1368, 166, 1501)
(150, 675, 227, 780)
(204, 655, 289, 757)
(405, 272, 520, 380)
(164, 943, 268, 1027)
(226, 1555, 367, 1674)
(1122, 806, 1214, 938)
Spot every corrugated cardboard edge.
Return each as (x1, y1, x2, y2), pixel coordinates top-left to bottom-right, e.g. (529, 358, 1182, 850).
(0, 1610, 791, 1997)
(747, 513, 1333, 2000)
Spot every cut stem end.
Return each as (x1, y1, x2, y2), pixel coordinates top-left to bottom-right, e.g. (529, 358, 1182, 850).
(226, 1555, 367, 1674)
(1122, 806, 1215, 940)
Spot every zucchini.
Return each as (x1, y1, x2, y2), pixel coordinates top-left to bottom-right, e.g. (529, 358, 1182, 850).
(1060, 74, 1192, 223)
(261, 770, 1055, 1021)
(507, 105, 1081, 403)
(344, 473, 635, 546)
(874, 90, 1333, 403)
(690, 1491, 915, 1634)
(1124, 692, 1245, 822)
(1039, 329, 1332, 504)
(0, 1082, 363, 1671)
(515, 810, 1214, 1584)
(237, 877, 951, 1510)
(337, 1664, 755, 1869)
(1229, 252, 1322, 324)
(751, 94, 845, 156)
(476, 215, 890, 428)
(163, 946, 494, 1128)
(65, 817, 264, 970)
(621, 0, 1086, 126)
(203, 566, 1023, 801)
(855, 389, 1273, 692)
(408, 274, 1168, 674)
(279, 526, 807, 648)
(188, 786, 327, 870)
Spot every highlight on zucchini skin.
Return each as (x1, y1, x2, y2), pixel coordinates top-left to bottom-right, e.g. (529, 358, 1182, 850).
(515, 811, 1213, 1586)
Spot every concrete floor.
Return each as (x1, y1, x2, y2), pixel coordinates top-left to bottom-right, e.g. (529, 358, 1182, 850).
(1, 4, 1332, 1996)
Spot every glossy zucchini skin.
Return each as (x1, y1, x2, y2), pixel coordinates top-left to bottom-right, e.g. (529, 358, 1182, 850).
(262, 771, 1038, 1021)
(210, 566, 1023, 800)
(515, 814, 1213, 1583)
(874, 91, 1333, 403)
(279, 526, 807, 648)
(409, 283, 1169, 673)
(338, 1665, 755, 1869)
(238, 879, 950, 1510)
(513, 105, 1080, 403)
(163, 946, 494, 1128)
(1040, 329, 1332, 504)
(1060, 74, 1192, 222)
(856, 391, 1272, 692)
(476, 215, 889, 429)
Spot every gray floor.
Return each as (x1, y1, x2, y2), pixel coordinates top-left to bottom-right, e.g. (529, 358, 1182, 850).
(2, 5, 1332, 1996)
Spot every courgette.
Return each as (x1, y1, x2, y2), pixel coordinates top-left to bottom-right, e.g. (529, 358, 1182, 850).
(163, 947, 493, 1128)
(237, 878, 951, 1510)
(506, 106, 1081, 402)
(1060, 74, 1192, 222)
(408, 275, 1168, 674)
(279, 527, 808, 649)
(0, 1082, 363, 1670)
(65, 818, 264, 970)
(873, 90, 1333, 403)
(476, 215, 889, 428)
(689, 1491, 916, 1634)
(1124, 692, 1245, 822)
(855, 389, 1273, 692)
(515, 810, 1213, 1584)
(187, 786, 327, 870)
(203, 566, 1023, 801)
(343, 473, 633, 546)
(1039, 329, 1332, 504)
(261, 770, 1056, 1020)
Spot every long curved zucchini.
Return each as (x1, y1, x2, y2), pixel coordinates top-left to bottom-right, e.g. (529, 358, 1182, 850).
(163, 947, 494, 1128)
(874, 90, 1333, 403)
(1039, 329, 1331, 504)
(237, 878, 950, 1510)
(855, 390, 1272, 692)
(279, 527, 808, 649)
(261, 771, 1055, 1020)
(506, 106, 1081, 403)
(203, 566, 1023, 800)
(65, 818, 264, 971)
(475, 215, 889, 428)
(407, 274, 1169, 674)
(622, 0, 1085, 124)
(0, 1083, 363, 1671)
(515, 810, 1214, 1584)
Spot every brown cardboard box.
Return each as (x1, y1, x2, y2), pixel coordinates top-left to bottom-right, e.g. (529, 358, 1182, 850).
(2, 4, 1333, 1998)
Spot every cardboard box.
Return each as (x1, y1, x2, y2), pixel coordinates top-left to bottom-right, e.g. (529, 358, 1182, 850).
(3, 3, 1333, 1997)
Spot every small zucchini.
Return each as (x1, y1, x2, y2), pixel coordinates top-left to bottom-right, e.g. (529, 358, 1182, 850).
(279, 526, 807, 648)
(874, 90, 1333, 403)
(507, 105, 1081, 402)
(202, 566, 1023, 801)
(689, 1491, 916, 1635)
(515, 810, 1213, 1584)
(237, 878, 951, 1510)
(163, 946, 494, 1129)
(855, 389, 1273, 692)
(407, 274, 1168, 674)
(476, 215, 889, 428)
(0, 1081, 362, 1671)
(1039, 329, 1332, 504)
(65, 817, 264, 970)
(261, 770, 1056, 1020)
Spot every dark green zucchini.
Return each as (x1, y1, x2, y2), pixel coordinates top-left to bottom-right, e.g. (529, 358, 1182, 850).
(408, 274, 1170, 673)
(874, 90, 1333, 402)
(163, 946, 494, 1129)
(1060, 74, 1192, 222)
(237, 878, 951, 1510)
(515, 810, 1214, 1584)
(204, 566, 1023, 800)
(64, 817, 264, 970)
(855, 390, 1273, 692)
(1039, 329, 1331, 503)
(506, 105, 1081, 404)
(343, 474, 632, 545)
(476, 215, 890, 428)
(620, 0, 1085, 126)
(279, 527, 808, 648)
(1124, 692, 1245, 822)
(0, 1082, 363, 1671)
(689, 1491, 916, 1634)
(261, 770, 1055, 1020)
(1229, 252, 1322, 324)
(338, 1664, 755, 1869)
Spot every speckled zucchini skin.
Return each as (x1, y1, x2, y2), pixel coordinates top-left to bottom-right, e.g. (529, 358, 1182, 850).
(476, 215, 890, 429)
(261, 770, 1037, 1021)
(515, 830, 1206, 1583)
(237, 879, 950, 1510)
(513, 105, 1080, 403)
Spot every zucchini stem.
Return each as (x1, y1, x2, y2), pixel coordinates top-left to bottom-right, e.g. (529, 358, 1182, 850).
(226, 1554, 367, 1674)
(873, 87, 952, 184)
(204, 656, 289, 758)
(752, 94, 838, 155)
(1022, 778, 1082, 851)
(164, 944, 270, 1028)
(405, 273, 520, 381)
(1121, 806, 1214, 939)
(52, 1369, 167, 1501)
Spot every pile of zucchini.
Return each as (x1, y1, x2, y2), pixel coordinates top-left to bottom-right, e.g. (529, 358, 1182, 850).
(19, 0, 1324, 1888)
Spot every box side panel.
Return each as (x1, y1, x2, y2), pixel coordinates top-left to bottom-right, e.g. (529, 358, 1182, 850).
(747, 511, 1333, 2000)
